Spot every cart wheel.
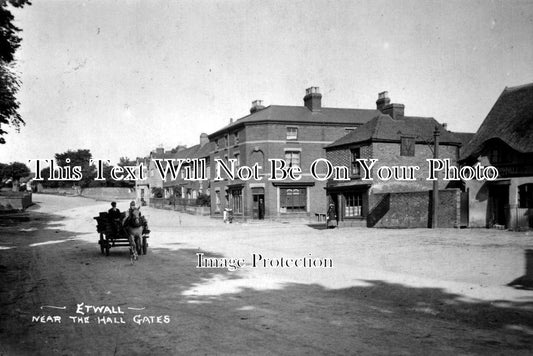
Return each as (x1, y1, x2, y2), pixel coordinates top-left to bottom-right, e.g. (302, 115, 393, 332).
(99, 233, 105, 255)
(105, 237, 110, 256)
(142, 236, 148, 255)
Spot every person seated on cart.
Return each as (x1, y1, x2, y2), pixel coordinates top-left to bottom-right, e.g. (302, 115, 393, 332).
(108, 201, 121, 219)
(108, 202, 122, 235)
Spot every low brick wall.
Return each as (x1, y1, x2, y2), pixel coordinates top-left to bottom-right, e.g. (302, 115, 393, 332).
(80, 187, 135, 201)
(149, 199, 210, 216)
(0, 192, 33, 211)
(368, 189, 461, 228)
(37, 187, 135, 201)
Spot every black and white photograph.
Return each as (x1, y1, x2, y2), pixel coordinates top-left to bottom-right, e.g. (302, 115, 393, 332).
(0, 0, 532, 354)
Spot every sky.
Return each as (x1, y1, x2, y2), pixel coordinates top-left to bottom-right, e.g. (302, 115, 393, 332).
(1, 0, 532, 167)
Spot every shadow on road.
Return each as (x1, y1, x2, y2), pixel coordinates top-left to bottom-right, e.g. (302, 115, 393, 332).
(1, 209, 533, 355)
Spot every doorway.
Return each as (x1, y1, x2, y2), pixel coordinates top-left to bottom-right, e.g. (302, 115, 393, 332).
(253, 194, 264, 220)
(489, 184, 509, 227)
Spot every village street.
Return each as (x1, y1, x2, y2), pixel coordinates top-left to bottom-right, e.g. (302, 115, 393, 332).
(1, 194, 533, 355)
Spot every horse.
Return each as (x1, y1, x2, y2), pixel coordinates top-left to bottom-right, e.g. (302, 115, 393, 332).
(123, 208, 144, 261)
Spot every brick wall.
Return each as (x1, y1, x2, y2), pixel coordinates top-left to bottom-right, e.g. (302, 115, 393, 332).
(368, 189, 460, 228)
(326, 142, 459, 193)
(371, 142, 458, 193)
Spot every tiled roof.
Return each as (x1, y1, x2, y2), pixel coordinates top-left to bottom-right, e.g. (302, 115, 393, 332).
(460, 83, 533, 161)
(209, 105, 380, 138)
(326, 114, 463, 149)
(173, 141, 215, 160)
(451, 132, 475, 147)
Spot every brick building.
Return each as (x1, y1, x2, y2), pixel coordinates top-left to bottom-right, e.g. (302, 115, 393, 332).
(207, 87, 380, 221)
(162, 133, 214, 203)
(461, 83, 533, 230)
(325, 92, 466, 227)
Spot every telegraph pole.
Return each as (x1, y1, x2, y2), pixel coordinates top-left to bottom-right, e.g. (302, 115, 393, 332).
(432, 125, 440, 228)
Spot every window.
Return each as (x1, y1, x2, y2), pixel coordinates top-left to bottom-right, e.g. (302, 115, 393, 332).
(287, 126, 298, 140)
(285, 151, 300, 168)
(280, 187, 307, 212)
(231, 189, 243, 213)
(234, 153, 240, 168)
(519, 184, 533, 209)
(400, 137, 415, 156)
(225, 134, 230, 147)
(345, 192, 363, 217)
(234, 132, 239, 145)
(350, 148, 361, 176)
(489, 147, 508, 164)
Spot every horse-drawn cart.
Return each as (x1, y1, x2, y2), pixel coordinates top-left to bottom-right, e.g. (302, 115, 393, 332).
(93, 212, 149, 257)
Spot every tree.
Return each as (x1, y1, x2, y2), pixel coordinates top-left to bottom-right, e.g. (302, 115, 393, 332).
(40, 149, 94, 188)
(0, 161, 30, 191)
(0, 0, 31, 144)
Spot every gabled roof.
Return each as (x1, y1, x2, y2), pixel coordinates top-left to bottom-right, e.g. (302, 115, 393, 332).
(209, 105, 380, 138)
(460, 83, 533, 161)
(326, 114, 463, 149)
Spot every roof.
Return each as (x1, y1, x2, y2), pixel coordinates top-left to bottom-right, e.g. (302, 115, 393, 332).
(451, 132, 475, 147)
(461, 83, 533, 161)
(209, 105, 380, 138)
(326, 114, 463, 149)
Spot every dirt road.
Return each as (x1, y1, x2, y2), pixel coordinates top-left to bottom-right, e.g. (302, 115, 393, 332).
(1, 195, 533, 355)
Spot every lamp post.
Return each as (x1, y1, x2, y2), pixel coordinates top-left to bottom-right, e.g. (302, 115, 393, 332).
(432, 125, 440, 228)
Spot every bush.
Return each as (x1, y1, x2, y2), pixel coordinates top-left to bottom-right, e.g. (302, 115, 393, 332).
(196, 193, 210, 207)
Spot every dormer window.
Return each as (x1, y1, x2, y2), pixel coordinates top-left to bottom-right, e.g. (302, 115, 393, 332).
(287, 126, 298, 140)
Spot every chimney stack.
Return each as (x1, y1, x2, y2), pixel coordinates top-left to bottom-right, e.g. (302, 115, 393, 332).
(377, 91, 405, 120)
(155, 147, 164, 155)
(200, 133, 209, 147)
(250, 100, 265, 114)
(304, 87, 322, 111)
(376, 91, 391, 111)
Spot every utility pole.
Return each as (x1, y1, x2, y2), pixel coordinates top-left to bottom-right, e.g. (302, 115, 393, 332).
(432, 125, 440, 228)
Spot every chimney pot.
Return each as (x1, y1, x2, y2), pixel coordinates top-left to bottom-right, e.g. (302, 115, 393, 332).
(250, 100, 265, 114)
(376, 91, 391, 111)
(303, 86, 322, 111)
(200, 133, 209, 147)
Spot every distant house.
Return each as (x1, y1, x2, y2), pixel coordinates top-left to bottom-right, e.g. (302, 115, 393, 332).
(207, 87, 380, 221)
(135, 147, 182, 205)
(460, 83, 533, 230)
(325, 92, 467, 228)
(163, 133, 215, 204)
(135, 155, 150, 205)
